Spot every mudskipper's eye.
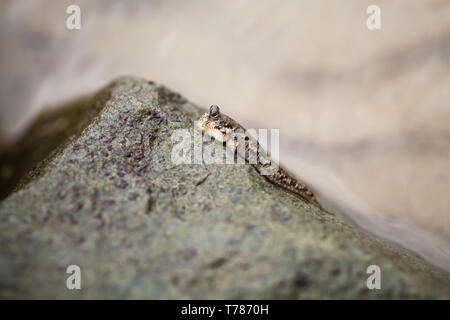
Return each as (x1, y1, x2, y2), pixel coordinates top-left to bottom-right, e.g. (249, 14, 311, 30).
(209, 105, 220, 118)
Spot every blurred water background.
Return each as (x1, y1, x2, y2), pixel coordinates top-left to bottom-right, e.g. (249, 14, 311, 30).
(0, 0, 449, 271)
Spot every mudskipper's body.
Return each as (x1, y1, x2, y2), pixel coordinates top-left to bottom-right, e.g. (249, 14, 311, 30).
(198, 105, 323, 210)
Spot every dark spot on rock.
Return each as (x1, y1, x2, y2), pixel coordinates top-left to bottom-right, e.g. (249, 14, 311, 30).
(67, 214, 79, 225)
(74, 236, 85, 244)
(132, 149, 144, 160)
(114, 179, 128, 189)
(208, 257, 228, 269)
(293, 271, 309, 287)
(126, 117, 139, 127)
(331, 267, 341, 275)
(105, 199, 116, 206)
(282, 293, 297, 300)
(73, 202, 83, 211)
(56, 191, 65, 200)
(128, 192, 139, 201)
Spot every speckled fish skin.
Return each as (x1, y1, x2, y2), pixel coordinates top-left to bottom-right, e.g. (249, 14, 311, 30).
(198, 105, 323, 209)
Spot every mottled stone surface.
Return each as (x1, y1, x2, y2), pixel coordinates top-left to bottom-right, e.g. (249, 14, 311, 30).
(0, 77, 449, 299)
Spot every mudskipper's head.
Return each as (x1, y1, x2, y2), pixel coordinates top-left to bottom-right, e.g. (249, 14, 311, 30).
(198, 105, 227, 142)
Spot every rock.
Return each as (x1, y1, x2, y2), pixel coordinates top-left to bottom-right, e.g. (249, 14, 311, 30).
(0, 95, 104, 200)
(0, 76, 449, 299)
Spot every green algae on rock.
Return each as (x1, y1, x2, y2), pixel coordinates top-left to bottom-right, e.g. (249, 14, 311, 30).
(0, 76, 449, 299)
